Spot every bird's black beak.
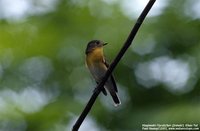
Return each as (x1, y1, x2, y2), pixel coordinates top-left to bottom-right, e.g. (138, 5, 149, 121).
(103, 43, 108, 46)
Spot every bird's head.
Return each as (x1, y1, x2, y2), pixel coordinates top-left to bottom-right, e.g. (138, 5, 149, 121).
(85, 40, 107, 54)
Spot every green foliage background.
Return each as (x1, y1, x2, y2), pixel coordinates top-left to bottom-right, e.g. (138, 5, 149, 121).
(0, 0, 200, 130)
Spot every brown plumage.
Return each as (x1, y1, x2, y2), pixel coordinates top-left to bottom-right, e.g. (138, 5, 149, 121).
(85, 40, 121, 106)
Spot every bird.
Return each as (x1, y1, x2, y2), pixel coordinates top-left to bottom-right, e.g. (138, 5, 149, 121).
(85, 40, 121, 106)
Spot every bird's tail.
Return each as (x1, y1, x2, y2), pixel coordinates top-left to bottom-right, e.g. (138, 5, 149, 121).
(110, 92, 121, 107)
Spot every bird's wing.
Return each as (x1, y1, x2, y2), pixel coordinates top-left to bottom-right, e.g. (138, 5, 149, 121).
(103, 59, 118, 92)
(96, 81, 107, 95)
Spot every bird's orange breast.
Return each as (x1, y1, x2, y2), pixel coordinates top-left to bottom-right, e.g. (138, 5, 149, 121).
(86, 47, 107, 81)
(86, 47, 104, 66)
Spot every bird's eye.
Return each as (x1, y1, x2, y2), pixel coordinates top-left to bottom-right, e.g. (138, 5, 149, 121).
(96, 41, 100, 45)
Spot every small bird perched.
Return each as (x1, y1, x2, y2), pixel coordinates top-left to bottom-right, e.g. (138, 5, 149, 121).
(85, 40, 121, 106)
